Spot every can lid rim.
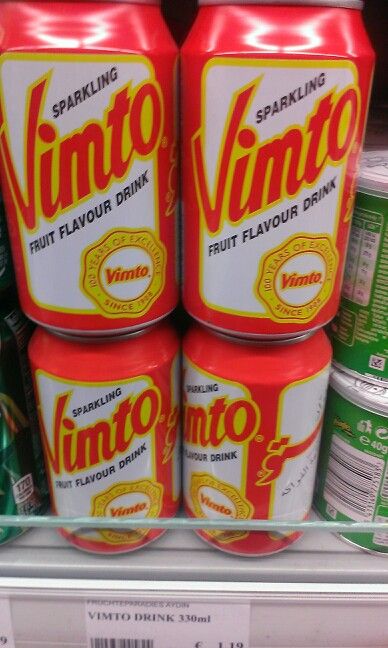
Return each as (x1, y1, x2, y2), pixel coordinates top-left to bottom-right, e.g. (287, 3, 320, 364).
(332, 361, 387, 389)
(358, 150, 388, 195)
(86, 0, 160, 3)
(198, 0, 363, 8)
(49, 324, 157, 344)
(16, 0, 161, 2)
(330, 368, 388, 416)
(206, 325, 314, 346)
(56, 0, 162, 6)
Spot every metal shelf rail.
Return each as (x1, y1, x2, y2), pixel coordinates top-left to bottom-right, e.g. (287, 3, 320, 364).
(1, 516, 388, 647)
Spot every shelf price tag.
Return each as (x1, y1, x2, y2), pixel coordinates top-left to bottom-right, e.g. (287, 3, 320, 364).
(85, 598, 250, 648)
(0, 598, 15, 648)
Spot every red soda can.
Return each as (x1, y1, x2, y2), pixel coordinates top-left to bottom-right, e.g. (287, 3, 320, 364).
(28, 322, 180, 554)
(182, 0, 374, 339)
(183, 324, 332, 556)
(0, 0, 178, 335)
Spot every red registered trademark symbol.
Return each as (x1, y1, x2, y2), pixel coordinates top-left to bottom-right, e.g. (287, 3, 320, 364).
(161, 136, 168, 148)
(159, 415, 166, 423)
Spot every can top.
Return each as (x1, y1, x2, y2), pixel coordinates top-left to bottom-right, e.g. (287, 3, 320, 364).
(211, 326, 313, 346)
(29, 320, 179, 383)
(21, 0, 161, 2)
(86, 0, 160, 3)
(358, 150, 388, 197)
(121, 0, 160, 3)
(330, 368, 388, 416)
(37, 0, 162, 3)
(198, 1, 363, 9)
(51, 324, 155, 344)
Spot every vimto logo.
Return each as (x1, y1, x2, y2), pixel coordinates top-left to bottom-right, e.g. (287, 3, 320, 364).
(105, 265, 151, 285)
(281, 271, 323, 290)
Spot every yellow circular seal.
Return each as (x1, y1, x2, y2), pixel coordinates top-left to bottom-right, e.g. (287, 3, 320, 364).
(256, 234, 338, 322)
(91, 479, 163, 545)
(81, 228, 166, 317)
(190, 473, 252, 544)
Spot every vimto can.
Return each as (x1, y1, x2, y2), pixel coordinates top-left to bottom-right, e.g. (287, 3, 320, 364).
(183, 325, 332, 556)
(314, 368, 388, 554)
(0, 0, 178, 335)
(28, 323, 180, 554)
(182, 0, 375, 338)
(331, 150, 388, 384)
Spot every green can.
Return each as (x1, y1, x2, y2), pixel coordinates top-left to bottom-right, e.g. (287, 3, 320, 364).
(331, 150, 388, 384)
(0, 293, 49, 545)
(314, 367, 388, 554)
(0, 196, 14, 294)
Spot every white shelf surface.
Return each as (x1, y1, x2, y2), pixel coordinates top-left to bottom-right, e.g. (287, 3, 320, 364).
(1, 524, 388, 585)
(1, 526, 388, 647)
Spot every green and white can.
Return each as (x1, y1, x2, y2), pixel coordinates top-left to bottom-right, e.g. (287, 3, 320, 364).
(0, 293, 49, 545)
(314, 367, 388, 554)
(331, 150, 388, 384)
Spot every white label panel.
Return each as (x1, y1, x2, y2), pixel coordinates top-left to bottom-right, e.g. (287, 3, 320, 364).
(0, 54, 165, 317)
(85, 599, 250, 648)
(194, 59, 359, 322)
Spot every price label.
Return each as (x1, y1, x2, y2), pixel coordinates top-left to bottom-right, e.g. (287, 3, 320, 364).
(85, 598, 250, 648)
(0, 598, 15, 648)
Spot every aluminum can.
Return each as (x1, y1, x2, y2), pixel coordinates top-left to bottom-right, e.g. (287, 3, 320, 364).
(331, 150, 388, 384)
(314, 367, 388, 554)
(183, 324, 331, 556)
(28, 322, 180, 553)
(182, 0, 375, 339)
(0, 293, 49, 545)
(0, 0, 178, 336)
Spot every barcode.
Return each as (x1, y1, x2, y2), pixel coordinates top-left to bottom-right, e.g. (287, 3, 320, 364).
(323, 435, 384, 521)
(380, 464, 388, 501)
(90, 640, 154, 648)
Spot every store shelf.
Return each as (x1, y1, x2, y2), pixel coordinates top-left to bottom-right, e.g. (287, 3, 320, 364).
(1, 521, 388, 586)
(1, 525, 388, 647)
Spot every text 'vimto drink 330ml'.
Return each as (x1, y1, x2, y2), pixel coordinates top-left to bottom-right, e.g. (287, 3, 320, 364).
(0, 0, 178, 335)
(182, 0, 374, 338)
(28, 323, 180, 553)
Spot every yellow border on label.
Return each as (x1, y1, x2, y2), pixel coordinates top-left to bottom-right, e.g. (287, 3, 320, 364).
(183, 355, 260, 505)
(169, 354, 180, 502)
(267, 363, 331, 519)
(91, 479, 163, 545)
(256, 232, 339, 322)
(35, 367, 158, 474)
(196, 57, 360, 317)
(190, 471, 253, 543)
(0, 52, 163, 314)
